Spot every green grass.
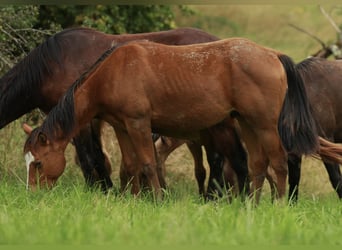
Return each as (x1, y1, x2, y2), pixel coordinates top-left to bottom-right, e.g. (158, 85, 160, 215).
(0, 178, 342, 245)
(0, 115, 341, 245)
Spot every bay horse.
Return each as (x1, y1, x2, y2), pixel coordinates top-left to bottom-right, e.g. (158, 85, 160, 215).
(287, 57, 342, 201)
(24, 38, 340, 203)
(0, 26, 220, 191)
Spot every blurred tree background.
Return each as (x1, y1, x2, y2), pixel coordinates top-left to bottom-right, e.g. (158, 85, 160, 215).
(0, 5, 192, 74)
(1, 5, 342, 76)
(0, 6, 60, 74)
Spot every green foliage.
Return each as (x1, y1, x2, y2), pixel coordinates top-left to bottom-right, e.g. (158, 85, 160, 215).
(0, 5, 192, 75)
(0, 6, 61, 74)
(37, 5, 188, 34)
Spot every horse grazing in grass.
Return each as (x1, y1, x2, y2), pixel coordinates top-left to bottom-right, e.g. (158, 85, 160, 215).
(0, 26, 220, 191)
(23, 38, 339, 203)
(287, 57, 342, 201)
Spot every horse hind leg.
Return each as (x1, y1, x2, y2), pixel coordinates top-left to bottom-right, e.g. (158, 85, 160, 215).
(255, 128, 288, 200)
(237, 119, 269, 204)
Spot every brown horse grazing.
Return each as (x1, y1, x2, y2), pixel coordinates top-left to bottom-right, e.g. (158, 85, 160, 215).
(23, 38, 334, 203)
(287, 57, 342, 202)
(0, 26, 219, 191)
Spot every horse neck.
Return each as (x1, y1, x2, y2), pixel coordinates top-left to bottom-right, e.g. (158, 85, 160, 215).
(71, 80, 100, 140)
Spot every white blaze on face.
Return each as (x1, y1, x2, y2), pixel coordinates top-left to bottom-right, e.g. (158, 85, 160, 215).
(24, 151, 35, 190)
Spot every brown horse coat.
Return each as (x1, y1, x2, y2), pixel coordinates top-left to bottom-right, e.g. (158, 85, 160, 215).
(24, 38, 321, 202)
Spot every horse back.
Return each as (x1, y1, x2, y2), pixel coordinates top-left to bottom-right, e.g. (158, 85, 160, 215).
(92, 38, 287, 136)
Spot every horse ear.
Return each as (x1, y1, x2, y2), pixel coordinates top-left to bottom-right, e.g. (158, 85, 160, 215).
(38, 132, 48, 145)
(22, 123, 33, 135)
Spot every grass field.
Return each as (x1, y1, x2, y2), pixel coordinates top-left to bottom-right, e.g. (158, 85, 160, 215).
(1, 4, 342, 246)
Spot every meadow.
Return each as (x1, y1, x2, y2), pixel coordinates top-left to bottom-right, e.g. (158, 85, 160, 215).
(1, 4, 342, 246)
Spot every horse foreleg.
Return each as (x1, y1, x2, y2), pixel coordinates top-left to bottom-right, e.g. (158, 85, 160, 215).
(124, 118, 162, 200)
(114, 127, 141, 196)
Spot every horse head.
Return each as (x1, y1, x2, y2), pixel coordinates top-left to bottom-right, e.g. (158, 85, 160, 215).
(22, 123, 66, 191)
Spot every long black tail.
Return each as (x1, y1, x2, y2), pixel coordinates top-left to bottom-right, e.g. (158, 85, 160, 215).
(277, 54, 319, 156)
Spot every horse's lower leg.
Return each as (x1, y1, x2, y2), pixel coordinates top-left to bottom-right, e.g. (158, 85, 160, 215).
(90, 119, 114, 190)
(220, 130, 249, 197)
(186, 142, 206, 196)
(208, 119, 249, 198)
(119, 161, 130, 192)
(287, 154, 302, 202)
(154, 137, 186, 190)
(258, 130, 288, 199)
(206, 150, 225, 199)
(237, 120, 268, 203)
(153, 144, 167, 190)
(114, 127, 143, 196)
(73, 124, 113, 192)
(323, 161, 342, 198)
(266, 167, 277, 202)
(125, 120, 162, 200)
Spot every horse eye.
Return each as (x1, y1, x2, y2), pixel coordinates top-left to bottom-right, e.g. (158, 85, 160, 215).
(35, 161, 42, 169)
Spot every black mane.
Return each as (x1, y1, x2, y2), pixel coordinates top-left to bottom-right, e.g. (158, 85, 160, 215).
(38, 43, 119, 141)
(0, 27, 99, 128)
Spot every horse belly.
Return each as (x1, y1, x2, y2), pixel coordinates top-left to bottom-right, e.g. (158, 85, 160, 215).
(151, 103, 231, 138)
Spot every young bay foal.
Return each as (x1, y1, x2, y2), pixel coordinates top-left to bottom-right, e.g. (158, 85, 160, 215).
(24, 38, 326, 202)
